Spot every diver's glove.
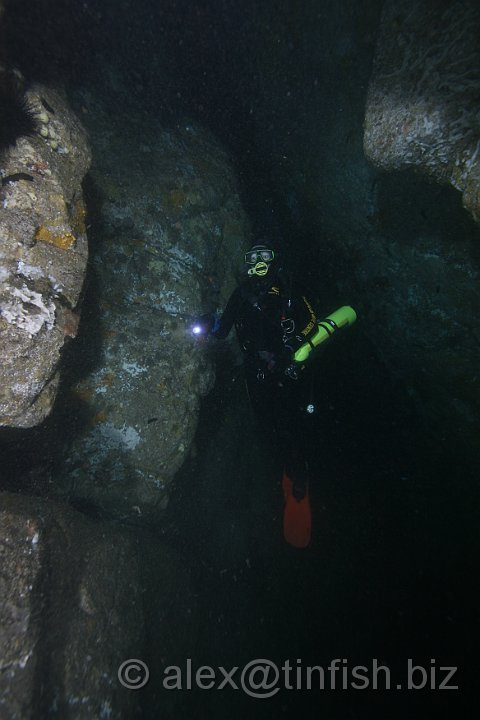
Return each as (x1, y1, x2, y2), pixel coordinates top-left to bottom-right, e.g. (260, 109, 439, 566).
(191, 312, 220, 338)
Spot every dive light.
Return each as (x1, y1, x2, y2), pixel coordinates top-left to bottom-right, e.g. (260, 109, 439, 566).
(191, 312, 218, 337)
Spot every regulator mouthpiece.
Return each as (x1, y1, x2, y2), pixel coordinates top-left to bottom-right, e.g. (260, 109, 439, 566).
(248, 261, 269, 277)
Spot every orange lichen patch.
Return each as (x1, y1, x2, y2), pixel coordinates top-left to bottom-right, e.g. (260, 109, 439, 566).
(102, 329, 118, 339)
(100, 372, 115, 387)
(35, 225, 76, 250)
(71, 385, 94, 402)
(27, 159, 50, 176)
(91, 410, 108, 426)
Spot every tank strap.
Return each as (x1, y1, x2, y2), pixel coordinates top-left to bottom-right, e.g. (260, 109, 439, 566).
(318, 319, 337, 335)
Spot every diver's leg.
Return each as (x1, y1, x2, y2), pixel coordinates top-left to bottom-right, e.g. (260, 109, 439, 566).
(285, 449, 309, 500)
(276, 378, 312, 500)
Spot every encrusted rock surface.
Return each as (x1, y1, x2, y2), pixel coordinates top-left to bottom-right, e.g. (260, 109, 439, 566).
(51, 99, 249, 519)
(362, 0, 480, 456)
(364, 0, 480, 222)
(0, 491, 143, 719)
(0, 83, 91, 427)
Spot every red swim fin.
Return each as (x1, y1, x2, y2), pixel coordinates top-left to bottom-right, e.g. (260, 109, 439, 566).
(282, 471, 311, 548)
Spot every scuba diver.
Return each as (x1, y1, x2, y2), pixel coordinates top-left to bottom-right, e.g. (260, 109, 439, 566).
(194, 243, 356, 547)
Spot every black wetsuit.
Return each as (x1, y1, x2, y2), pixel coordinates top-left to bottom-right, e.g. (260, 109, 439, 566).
(215, 271, 317, 491)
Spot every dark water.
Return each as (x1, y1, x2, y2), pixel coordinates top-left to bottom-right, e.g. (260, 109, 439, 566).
(140, 326, 477, 719)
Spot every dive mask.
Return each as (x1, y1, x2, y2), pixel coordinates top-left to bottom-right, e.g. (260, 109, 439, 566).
(245, 247, 275, 277)
(245, 248, 275, 264)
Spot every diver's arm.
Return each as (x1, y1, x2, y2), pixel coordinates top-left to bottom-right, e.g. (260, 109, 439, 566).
(213, 286, 244, 339)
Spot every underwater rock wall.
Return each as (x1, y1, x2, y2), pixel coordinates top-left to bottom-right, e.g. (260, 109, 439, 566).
(0, 492, 143, 719)
(360, 0, 480, 455)
(52, 99, 248, 520)
(364, 0, 480, 223)
(0, 82, 91, 427)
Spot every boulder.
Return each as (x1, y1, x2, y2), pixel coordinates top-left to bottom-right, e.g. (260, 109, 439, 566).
(364, 0, 480, 222)
(0, 82, 91, 427)
(52, 104, 249, 519)
(0, 492, 144, 719)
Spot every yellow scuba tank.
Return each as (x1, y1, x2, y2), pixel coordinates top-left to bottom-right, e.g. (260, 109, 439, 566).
(293, 305, 357, 363)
